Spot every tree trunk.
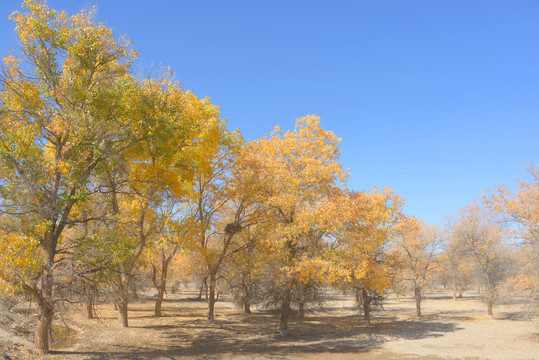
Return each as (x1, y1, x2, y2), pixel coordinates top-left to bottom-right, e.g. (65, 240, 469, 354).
(34, 299, 53, 354)
(118, 299, 128, 327)
(197, 281, 204, 300)
(86, 300, 94, 319)
(487, 301, 494, 319)
(298, 301, 305, 319)
(244, 301, 251, 314)
(130, 284, 139, 301)
(362, 289, 371, 327)
(279, 290, 292, 337)
(85, 286, 95, 319)
(414, 285, 422, 317)
(242, 276, 252, 314)
(207, 273, 216, 321)
(452, 275, 457, 301)
(155, 257, 168, 317)
(155, 288, 165, 318)
(116, 276, 129, 327)
(355, 289, 361, 308)
(34, 232, 56, 354)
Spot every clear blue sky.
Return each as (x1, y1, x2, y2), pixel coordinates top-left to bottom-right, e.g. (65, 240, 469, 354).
(1, 0, 537, 226)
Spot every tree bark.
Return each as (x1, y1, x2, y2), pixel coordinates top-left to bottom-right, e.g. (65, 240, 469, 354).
(116, 276, 130, 327)
(85, 286, 95, 319)
(414, 285, 422, 317)
(155, 289, 165, 318)
(34, 299, 53, 354)
(279, 290, 292, 337)
(298, 301, 305, 319)
(34, 231, 56, 354)
(207, 273, 216, 321)
(362, 289, 371, 327)
(118, 299, 128, 327)
(197, 282, 204, 300)
(86, 300, 94, 319)
(155, 256, 168, 317)
(242, 278, 252, 314)
(487, 301, 494, 319)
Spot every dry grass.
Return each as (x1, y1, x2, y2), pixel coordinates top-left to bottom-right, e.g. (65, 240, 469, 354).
(2, 288, 538, 360)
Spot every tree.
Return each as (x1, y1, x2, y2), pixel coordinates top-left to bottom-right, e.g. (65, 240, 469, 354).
(0, 2, 140, 352)
(451, 204, 507, 319)
(485, 164, 538, 317)
(235, 116, 347, 336)
(148, 204, 193, 317)
(331, 188, 403, 327)
(0, 1, 214, 351)
(485, 164, 538, 248)
(103, 75, 222, 326)
(188, 127, 257, 321)
(395, 217, 440, 318)
(224, 224, 266, 314)
(439, 231, 474, 300)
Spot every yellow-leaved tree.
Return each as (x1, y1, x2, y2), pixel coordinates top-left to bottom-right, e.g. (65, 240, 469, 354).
(0, 1, 139, 352)
(102, 78, 224, 327)
(0, 1, 218, 351)
(186, 124, 263, 321)
(331, 188, 403, 326)
(235, 115, 347, 336)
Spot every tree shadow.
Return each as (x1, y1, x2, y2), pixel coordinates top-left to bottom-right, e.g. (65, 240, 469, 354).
(53, 310, 463, 359)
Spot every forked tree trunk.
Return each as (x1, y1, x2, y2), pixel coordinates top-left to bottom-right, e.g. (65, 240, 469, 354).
(414, 285, 422, 317)
(197, 277, 208, 301)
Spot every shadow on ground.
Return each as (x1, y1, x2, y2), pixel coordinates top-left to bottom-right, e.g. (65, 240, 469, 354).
(52, 305, 463, 360)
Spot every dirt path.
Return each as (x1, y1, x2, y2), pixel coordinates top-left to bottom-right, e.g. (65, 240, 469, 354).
(2, 289, 538, 360)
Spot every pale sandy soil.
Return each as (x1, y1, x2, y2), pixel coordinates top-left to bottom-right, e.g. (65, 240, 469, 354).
(2, 289, 538, 360)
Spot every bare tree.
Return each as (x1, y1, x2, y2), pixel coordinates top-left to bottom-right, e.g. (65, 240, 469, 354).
(452, 204, 508, 319)
(396, 217, 441, 318)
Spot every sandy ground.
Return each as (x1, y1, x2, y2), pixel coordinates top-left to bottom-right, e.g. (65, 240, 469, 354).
(1, 289, 538, 360)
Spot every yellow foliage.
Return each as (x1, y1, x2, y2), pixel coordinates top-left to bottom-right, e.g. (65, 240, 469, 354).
(0, 231, 42, 294)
